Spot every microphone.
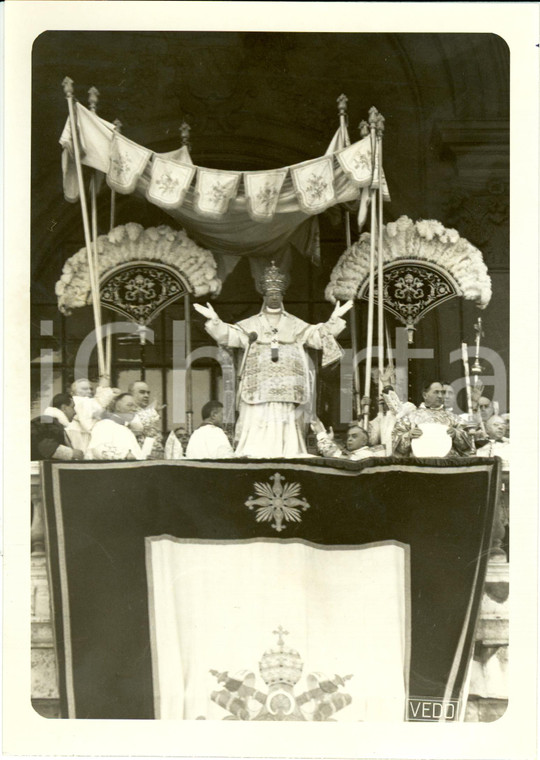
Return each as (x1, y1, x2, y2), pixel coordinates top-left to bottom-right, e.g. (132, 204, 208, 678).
(248, 332, 258, 344)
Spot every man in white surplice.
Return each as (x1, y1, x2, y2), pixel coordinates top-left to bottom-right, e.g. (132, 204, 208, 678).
(194, 262, 352, 458)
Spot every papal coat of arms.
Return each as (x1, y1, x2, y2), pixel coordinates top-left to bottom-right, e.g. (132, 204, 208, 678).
(210, 626, 352, 721)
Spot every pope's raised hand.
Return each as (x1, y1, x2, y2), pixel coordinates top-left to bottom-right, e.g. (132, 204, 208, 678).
(193, 302, 219, 321)
(331, 300, 354, 320)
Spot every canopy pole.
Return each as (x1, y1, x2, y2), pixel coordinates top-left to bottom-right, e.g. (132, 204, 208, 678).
(385, 318, 394, 370)
(180, 122, 194, 436)
(337, 94, 361, 420)
(62, 77, 106, 378)
(110, 119, 122, 232)
(184, 293, 193, 436)
(87, 86, 108, 383)
(362, 107, 379, 430)
(376, 113, 385, 401)
(104, 118, 123, 381)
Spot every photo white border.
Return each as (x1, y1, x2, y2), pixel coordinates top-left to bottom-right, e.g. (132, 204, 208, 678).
(3, 2, 539, 758)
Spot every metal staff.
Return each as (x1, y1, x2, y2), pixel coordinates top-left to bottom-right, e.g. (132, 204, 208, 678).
(62, 77, 105, 377)
(472, 317, 483, 381)
(471, 317, 487, 434)
(461, 342, 473, 417)
(362, 106, 379, 430)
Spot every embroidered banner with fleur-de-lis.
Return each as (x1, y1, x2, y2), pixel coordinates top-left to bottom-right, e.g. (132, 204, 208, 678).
(146, 156, 196, 210)
(193, 168, 242, 217)
(290, 155, 336, 214)
(244, 169, 288, 222)
(107, 132, 152, 194)
(335, 135, 373, 187)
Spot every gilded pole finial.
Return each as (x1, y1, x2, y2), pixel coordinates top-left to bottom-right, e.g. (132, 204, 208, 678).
(62, 77, 74, 97)
(376, 113, 385, 138)
(337, 93, 348, 116)
(88, 86, 99, 112)
(368, 106, 379, 128)
(180, 121, 191, 148)
(358, 120, 369, 138)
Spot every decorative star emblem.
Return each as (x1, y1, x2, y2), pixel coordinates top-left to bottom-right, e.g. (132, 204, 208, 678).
(245, 473, 310, 532)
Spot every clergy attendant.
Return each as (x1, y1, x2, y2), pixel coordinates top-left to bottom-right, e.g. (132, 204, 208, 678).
(476, 415, 510, 469)
(31, 393, 83, 461)
(67, 377, 115, 454)
(312, 418, 386, 461)
(194, 262, 352, 458)
(129, 381, 165, 460)
(185, 401, 234, 459)
(392, 380, 473, 457)
(85, 393, 145, 461)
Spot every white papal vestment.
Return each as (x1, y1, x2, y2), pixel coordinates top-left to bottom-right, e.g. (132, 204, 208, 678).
(205, 309, 345, 458)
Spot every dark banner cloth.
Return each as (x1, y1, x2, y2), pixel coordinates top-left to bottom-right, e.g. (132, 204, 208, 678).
(41, 456, 500, 720)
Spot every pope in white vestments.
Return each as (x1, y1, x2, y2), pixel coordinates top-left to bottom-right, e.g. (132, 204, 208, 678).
(194, 262, 352, 458)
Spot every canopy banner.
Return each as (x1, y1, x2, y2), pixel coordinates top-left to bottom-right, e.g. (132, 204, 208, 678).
(336, 135, 374, 187)
(59, 103, 389, 221)
(106, 132, 152, 194)
(59, 102, 390, 262)
(290, 155, 337, 214)
(146, 156, 197, 210)
(244, 168, 288, 221)
(41, 456, 499, 721)
(193, 167, 243, 217)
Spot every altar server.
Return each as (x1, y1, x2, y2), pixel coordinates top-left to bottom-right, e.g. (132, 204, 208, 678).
(185, 401, 234, 459)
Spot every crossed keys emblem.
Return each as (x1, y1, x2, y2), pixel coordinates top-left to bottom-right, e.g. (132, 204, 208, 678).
(245, 473, 311, 532)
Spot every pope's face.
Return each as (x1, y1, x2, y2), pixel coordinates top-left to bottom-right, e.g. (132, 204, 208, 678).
(423, 383, 445, 409)
(346, 426, 368, 452)
(265, 291, 283, 309)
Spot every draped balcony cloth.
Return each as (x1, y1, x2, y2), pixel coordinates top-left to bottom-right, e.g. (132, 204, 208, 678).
(147, 538, 409, 721)
(41, 457, 500, 721)
(58, 103, 388, 279)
